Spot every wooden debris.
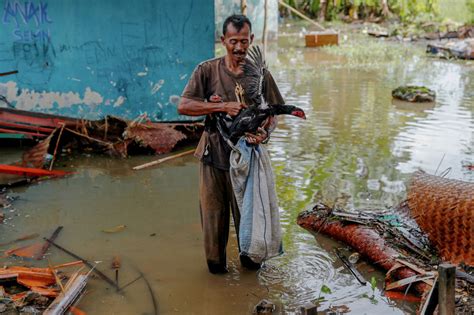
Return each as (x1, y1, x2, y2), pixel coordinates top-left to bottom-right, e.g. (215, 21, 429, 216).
(44, 238, 120, 291)
(438, 264, 456, 315)
(0, 164, 72, 177)
(111, 256, 121, 288)
(102, 225, 126, 233)
(298, 203, 431, 295)
(0, 233, 39, 247)
(384, 291, 421, 303)
(4, 242, 44, 258)
(368, 30, 389, 37)
(36, 226, 63, 260)
(44, 274, 88, 315)
(305, 32, 339, 47)
(133, 149, 196, 170)
(52, 261, 84, 270)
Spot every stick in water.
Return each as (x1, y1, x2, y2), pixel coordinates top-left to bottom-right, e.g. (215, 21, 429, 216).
(133, 149, 195, 170)
(43, 238, 120, 291)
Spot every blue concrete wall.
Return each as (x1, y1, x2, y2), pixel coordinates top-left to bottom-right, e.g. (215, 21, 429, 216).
(0, 0, 214, 121)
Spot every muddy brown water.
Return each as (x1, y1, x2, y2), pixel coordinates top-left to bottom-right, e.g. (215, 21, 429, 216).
(1, 25, 473, 314)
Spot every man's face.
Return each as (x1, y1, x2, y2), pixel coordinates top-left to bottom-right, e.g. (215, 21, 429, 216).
(221, 23, 254, 64)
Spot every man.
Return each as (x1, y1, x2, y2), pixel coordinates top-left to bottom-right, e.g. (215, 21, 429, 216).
(178, 15, 284, 274)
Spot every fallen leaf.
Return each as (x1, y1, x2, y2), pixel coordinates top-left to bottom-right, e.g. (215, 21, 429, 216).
(102, 225, 126, 233)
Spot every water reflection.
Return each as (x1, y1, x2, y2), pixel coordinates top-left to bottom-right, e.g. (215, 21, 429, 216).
(262, 25, 473, 314)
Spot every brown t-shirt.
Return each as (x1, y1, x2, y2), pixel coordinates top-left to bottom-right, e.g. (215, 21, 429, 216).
(182, 56, 284, 170)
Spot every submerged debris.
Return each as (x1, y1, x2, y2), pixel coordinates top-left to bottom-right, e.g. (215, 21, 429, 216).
(253, 299, 275, 314)
(426, 39, 474, 60)
(0, 263, 88, 314)
(392, 86, 436, 103)
(297, 203, 434, 295)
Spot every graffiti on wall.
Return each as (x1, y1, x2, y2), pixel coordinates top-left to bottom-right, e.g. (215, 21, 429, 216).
(2, 0, 52, 42)
(0, 0, 213, 120)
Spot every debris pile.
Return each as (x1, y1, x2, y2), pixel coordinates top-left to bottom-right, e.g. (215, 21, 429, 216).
(21, 115, 203, 168)
(297, 171, 473, 313)
(426, 39, 474, 60)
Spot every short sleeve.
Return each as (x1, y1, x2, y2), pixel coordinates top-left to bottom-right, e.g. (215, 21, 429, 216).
(264, 72, 285, 105)
(181, 64, 208, 101)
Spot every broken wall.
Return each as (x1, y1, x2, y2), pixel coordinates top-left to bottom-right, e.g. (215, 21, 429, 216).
(0, 0, 214, 121)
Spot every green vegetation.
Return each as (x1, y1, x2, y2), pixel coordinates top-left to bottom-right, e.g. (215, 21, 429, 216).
(313, 284, 332, 304)
(280, 0, 440, 22)
(361, 276, 379, 304)
(468, 0, 474, 23)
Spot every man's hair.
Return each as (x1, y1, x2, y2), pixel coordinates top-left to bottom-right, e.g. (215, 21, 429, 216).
(222, 15, 252, 35)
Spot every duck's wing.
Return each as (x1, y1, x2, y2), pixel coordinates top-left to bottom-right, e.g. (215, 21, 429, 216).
(242, 46, 267, 106)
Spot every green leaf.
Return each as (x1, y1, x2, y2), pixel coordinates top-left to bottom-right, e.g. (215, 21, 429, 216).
(370, 276, 377, 291)
(321, 284, 332, 295)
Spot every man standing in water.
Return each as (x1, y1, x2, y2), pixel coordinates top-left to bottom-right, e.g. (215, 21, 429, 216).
(178, 15, 284, 274)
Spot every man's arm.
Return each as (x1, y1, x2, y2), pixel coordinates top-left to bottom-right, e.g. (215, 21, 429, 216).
(178, 97, 246, 117)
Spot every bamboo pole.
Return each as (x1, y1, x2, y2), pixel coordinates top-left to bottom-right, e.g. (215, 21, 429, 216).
(241, 0, 247, 15)
(49, 124, 65, 171)
(262, 0, 268, 58)
(133, 149, 195, 170)
(278, 0, 325, 31)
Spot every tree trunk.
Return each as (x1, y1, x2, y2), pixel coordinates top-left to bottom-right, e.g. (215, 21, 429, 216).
(318, 0, 328, 22)
(381, 0, 391, 17)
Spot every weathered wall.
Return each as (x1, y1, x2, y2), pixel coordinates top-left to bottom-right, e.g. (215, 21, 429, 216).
(0, 0, 214, 121)
(215, 0, 279, 40)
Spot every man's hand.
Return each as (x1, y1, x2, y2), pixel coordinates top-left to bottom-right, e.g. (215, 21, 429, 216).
(245, 127, 268, 145)
(223, 102, 247, 117)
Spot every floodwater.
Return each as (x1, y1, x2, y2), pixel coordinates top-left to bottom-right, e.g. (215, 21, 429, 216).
(1, 24, 473, 314)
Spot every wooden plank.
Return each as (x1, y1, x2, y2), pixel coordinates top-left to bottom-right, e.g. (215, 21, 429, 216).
(419, 278, 438, 315)
(305, 33, 339, 47)
(0, 108, 77, 129)
(438, 264, 455, 315)
(0, 120, 55, 133)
